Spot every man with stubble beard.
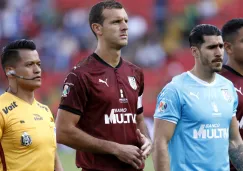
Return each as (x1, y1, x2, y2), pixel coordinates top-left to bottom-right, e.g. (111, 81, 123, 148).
(55, 1, 152, 171)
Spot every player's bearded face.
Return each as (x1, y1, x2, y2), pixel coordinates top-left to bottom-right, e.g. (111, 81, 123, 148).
(199, 36, 224, 72)
(101, 8, 128, 49)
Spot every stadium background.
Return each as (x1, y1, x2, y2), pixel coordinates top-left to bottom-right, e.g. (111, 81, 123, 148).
(0, 0, 242, 170)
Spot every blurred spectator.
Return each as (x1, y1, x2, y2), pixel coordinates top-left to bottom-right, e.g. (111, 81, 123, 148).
(128, 15, 148, 42)
(134, 33, 166, 68)
(154, 0, 168, 35)
(197, 0, 218, 19)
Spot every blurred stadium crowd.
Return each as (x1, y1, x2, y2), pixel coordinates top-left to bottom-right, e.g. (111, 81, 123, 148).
(0, 0, 242, 122)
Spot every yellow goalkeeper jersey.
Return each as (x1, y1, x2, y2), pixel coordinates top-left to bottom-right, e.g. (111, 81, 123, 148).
(0, 92, 56, 171)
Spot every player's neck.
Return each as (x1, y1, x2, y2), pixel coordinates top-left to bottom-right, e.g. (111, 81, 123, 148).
(95, 43, 121, 68)
(190, 66, 216, 83)
(8, 86, 35, 105)
(226, 59, 243, 75)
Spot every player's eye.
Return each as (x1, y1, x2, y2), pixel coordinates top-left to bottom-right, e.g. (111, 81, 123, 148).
(26, 63, 32, 67)
(114, 20, 119, 23)
(208, 46, 215, 49)
(219, 44, 224, 49)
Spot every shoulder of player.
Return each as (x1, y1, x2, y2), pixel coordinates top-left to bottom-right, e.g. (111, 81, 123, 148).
(69, 54, 103, 76)
(218, 66, 228, 75)
(122, 58, 143, 73)
(0, 93, 16, 119)
(216, 73, 234, 86)
(35, 101, 51, 113)
(0, 93, 13, 108)
(69, 54, 95, 73)
(171, 72, 188, 88)
(159, 73, 188, 95)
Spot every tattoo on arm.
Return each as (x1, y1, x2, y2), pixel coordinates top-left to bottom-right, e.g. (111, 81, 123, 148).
(229, 143, 243, 171)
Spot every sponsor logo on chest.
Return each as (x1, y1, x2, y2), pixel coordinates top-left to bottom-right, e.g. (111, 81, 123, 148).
(193, 124, 228, 139)
(33, 114, 43, 121)
(2, 101, 18, 114)
(104, 108, 136, 124)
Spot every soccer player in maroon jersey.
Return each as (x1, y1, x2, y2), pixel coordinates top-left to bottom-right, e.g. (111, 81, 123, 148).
(221, 18, 243, 171)
(55, 1, 152, 170)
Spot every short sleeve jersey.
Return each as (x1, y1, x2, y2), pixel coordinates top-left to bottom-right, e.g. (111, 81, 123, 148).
(59, 53, 144, 170)
(154, 72, 238, 171)
(220, 65, 243, 171)
(0, 92, 56, 171)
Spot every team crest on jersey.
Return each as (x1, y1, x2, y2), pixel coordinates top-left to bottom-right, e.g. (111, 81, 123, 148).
(128, 76, 137, 90)
(221, 89, 232, 102)
(21, 132, 32, 146)
(159, 101, 167, 112)
(62, 85, 70, 97)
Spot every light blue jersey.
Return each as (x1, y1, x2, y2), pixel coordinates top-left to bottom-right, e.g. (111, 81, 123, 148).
(154, 71, 238, 171)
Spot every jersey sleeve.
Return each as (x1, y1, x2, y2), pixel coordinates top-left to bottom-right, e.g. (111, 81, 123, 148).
(59, 71, 88, 116)
(154, 82, 181, 124)
(137, 70, 144, 114)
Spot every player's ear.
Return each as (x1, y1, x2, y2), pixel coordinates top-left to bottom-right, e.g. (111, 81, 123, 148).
(5, 67, 15, 77)
(224, 42, 233, 55)
(91, 23, 103, 37)
(191, 46, 200, 58)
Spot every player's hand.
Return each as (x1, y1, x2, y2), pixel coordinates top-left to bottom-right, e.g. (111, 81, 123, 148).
(114, 143, 143, 169)
(136, 129, 152, 159)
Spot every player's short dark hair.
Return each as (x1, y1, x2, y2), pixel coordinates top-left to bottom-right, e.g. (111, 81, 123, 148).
(189, 24, 221, 48)
(89, 0, 123, 37)
(1, 39, 36, 71)
(222, 18, 243, 43)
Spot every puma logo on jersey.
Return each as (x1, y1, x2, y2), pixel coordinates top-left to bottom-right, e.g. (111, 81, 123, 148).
(2, 101, 18, 114)
(99, 78, 109, 87)
(235, 87, 243, 96)
(189, 92, 199, 99)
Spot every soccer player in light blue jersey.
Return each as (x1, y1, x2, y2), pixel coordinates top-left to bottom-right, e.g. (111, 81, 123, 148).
(152, 24, 243, 171)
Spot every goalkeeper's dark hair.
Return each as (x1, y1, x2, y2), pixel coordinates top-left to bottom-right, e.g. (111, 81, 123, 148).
(89, 0, 123, 37)
(1, 39, 36, 72)
(189, 24, 221, 48)
(222, 18, 243, 43)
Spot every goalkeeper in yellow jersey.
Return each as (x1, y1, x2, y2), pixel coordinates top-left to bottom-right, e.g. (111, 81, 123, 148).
(0, 39, 63, 171)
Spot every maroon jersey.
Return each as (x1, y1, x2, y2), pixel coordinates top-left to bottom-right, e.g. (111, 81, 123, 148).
(59, 53, 144, 171)
(220, 65, 243, 171)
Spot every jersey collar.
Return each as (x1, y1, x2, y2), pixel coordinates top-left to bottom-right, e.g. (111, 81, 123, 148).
(187, 71, 217, 86)
(92, 53, 122, 69)
(223, 65, 243, 77)
(5, 92, 37, 106)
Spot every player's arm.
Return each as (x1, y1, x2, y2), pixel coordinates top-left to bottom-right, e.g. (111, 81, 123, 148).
(153, 119, 176, 171)
(152, 82, 181, 171)
(54, 152, 63, 171)
(56, 109, 143, 169)
(136, 113, 152, 159)
(229, 116, 243, 170)
(135, 71, 152, 159)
